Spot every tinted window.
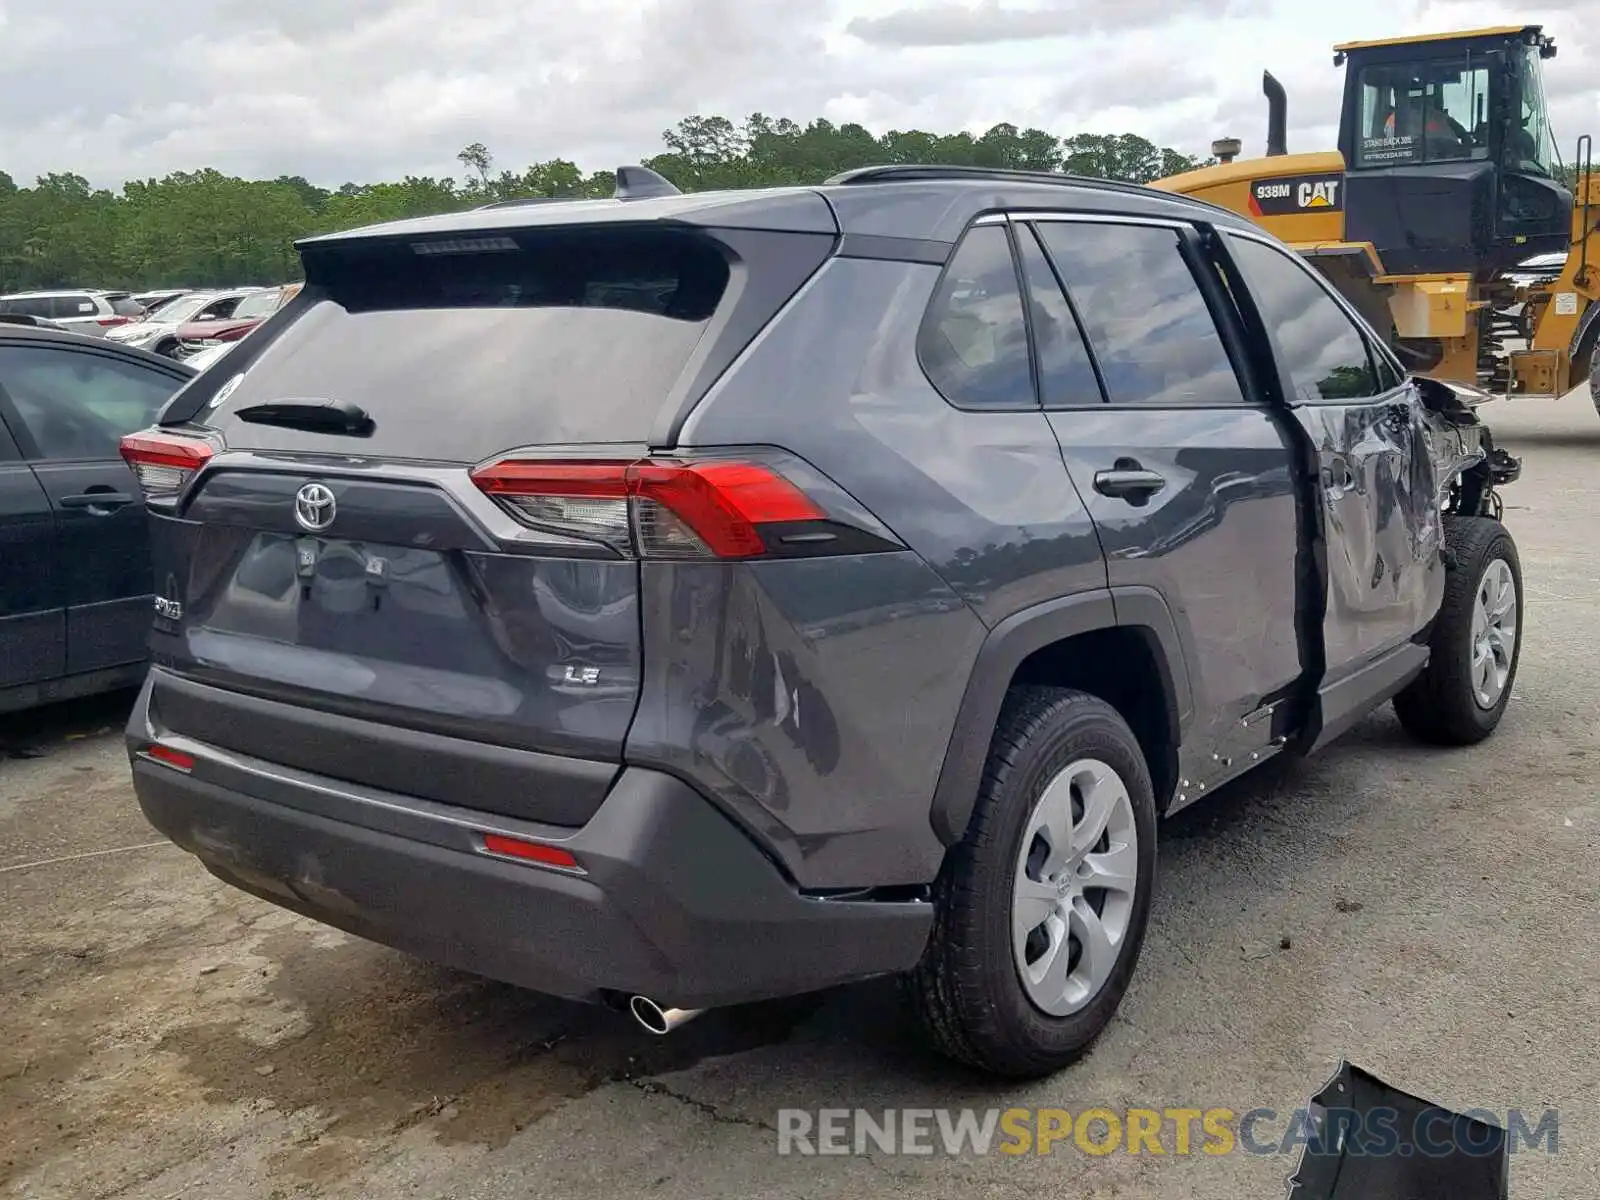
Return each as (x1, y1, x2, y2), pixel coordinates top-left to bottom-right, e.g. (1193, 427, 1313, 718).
(1016, 225, 1103, 407)
(110, 296, 146, 316)
(919, 224, 1035, 410)
(1356, 61, 1490, 168)
(207, 227, 734, 462)
(1037, 222, 1245, 408)
(50, 295, 97, 319)
(0, 298, 56, 319)
(0, 346, 185, 460)
(1225, 235, 1380, 402)
(1373, 345, 1404, 392)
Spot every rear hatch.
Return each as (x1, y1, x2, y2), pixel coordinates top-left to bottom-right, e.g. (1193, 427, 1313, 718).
(124, 211, 838, 825)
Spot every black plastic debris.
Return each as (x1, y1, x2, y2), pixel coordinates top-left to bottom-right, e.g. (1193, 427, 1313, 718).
(1286, 1060, 1509, 1199)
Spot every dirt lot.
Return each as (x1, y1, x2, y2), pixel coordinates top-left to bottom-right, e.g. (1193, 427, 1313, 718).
(4, 395, 1599, 1199)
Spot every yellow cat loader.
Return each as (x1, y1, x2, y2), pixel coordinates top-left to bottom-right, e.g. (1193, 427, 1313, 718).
(1153, 24, 1600, 415)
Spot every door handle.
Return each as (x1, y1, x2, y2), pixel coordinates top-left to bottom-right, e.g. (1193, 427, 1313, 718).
(1093, 462, 1167, 503)
(1323, 460, 1357, 492)
(60, 490, 134, 512)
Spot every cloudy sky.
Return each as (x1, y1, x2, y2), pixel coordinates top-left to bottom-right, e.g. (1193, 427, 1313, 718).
(1, 0, 1595, 189)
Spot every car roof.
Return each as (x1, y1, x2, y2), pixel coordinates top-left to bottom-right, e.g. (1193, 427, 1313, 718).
(0, 289, 100, 299)
(297, 165, 1258, 253)
(0, 322, 198, 372)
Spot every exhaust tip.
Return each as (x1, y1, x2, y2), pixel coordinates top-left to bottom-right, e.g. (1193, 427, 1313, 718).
(627, 996, 707, 1035)
(629, 995, 671, 1035)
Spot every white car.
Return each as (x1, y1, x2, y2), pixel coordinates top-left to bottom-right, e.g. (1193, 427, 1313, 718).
(0, 289, 145, 337)
(106, 289, 260, 358)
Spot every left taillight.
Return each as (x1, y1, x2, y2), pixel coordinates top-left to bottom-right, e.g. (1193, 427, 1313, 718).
(470, 457, 827, 560)
(119, 430, 214, 498)
(97, 315, 133, 328)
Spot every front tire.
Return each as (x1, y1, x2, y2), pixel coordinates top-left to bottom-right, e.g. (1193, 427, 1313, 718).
(1393, 516, 1523, 745)
(1589, 347, 1600, 421)
(908, 688, 1157, 1078)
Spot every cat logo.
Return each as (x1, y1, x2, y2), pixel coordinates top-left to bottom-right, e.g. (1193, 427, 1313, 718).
(1298, 179, 1340, 208)
(1249, 173, 1345, 218)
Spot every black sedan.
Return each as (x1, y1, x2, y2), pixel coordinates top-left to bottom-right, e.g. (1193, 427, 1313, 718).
(1, 325, 196, 713)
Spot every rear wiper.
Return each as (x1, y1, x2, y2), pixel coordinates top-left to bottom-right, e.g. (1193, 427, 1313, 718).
(234, 397, 374, 437)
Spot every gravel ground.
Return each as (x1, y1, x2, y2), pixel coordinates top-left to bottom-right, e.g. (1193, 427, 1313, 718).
(2, 393, 1597, 1199)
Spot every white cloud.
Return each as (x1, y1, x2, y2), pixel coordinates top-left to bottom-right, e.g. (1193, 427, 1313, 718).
(0, 0, 1594, 187)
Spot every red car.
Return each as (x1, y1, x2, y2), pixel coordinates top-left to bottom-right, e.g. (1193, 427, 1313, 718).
(174, 282, 303, 357)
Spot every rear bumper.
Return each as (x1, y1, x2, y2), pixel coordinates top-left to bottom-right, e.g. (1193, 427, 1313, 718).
(125, 677, 932, 1008)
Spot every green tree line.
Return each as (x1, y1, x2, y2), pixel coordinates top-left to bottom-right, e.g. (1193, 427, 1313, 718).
(0, 115, 1206, 293)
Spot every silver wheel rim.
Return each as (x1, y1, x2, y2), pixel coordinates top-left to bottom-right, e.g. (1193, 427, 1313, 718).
(1011, 757, 1138, 1017)
(1470, 558, 1517, 710)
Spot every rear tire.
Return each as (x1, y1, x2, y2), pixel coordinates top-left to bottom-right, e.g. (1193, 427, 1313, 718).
(908, 687, 1157, 1078)
(1393, 516, 1522, 745)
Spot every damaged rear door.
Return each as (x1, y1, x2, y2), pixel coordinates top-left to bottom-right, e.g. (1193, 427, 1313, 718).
(1217, 229, 1443, 748)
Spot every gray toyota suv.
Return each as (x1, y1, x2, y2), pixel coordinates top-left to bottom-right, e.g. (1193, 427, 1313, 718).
(120, 165, 1524, 1078)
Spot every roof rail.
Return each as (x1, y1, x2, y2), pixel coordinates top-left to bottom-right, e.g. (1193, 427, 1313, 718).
(472, 196, 572, 211)
(823, 163, 1236, 218)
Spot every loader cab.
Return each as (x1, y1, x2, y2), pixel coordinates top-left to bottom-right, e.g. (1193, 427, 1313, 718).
(1336, 25, 1572, 279)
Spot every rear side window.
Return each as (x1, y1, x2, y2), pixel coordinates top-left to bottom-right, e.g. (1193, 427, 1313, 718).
(1035, 222, 1246, 408)
(1224, 234, 1380, 402)
(50, 295, 96, 319)
(206, 227, 734, 462)
(918, 224, 1035, 410)
(1014, 226, 1103, 408)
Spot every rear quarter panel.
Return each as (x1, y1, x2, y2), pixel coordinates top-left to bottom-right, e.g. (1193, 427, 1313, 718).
(654, 256, 1107, 889)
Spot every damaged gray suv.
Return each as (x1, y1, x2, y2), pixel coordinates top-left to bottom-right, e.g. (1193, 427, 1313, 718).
(120, 164, 1523, 1078)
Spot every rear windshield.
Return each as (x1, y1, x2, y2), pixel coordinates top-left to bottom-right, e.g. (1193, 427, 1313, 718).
(205, 227, 732, 462)
(110, 296, 145, 316)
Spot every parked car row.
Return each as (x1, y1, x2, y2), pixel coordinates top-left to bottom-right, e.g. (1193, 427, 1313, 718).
(0, 282, 302, 362)
(107, 283, 301, 361)
(0, 290, 147, 337)
(0, 276, 295, 712)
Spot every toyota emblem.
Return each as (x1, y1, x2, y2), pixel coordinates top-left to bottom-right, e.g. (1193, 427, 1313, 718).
(294, 483, 336, 533)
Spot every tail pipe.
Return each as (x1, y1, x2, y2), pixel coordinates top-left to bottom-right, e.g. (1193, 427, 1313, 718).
(1264, 70, 1288, 157)
(628, 995, 706, 1035)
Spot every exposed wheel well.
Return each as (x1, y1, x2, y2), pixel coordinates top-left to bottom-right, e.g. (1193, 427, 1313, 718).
(1010, 627, 1179, 810)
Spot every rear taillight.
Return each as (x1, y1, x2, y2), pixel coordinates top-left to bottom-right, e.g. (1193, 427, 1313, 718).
(97, 315, 133, 327)
(119, 430, 214, 497)
(470, 458, 826, 559)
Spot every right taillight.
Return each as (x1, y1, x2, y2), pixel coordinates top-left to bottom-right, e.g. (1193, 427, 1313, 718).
(470, 457, 827, 560)
(119, 430, 215, 498)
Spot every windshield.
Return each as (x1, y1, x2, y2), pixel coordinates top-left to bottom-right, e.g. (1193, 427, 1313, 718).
(230, 290, 282, 320)
(1511, 43, 1560, 178)
(150, 295, 215, 325)
(1356, 59, 1490, 167)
